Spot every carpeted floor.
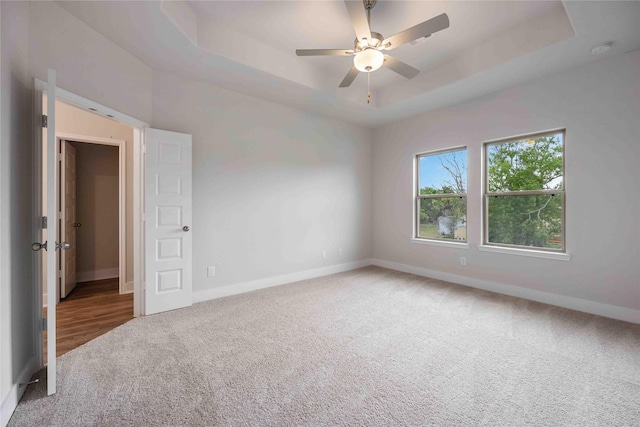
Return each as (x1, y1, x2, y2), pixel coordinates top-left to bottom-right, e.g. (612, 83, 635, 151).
(10, 266, 640, 426)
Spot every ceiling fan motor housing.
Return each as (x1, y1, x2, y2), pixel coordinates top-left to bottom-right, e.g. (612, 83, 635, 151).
(355, 31, 384, 51)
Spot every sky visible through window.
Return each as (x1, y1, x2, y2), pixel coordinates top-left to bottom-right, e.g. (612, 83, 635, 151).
(419, 150, 467, 192)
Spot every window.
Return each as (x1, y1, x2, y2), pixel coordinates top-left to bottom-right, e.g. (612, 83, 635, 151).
(484, 130, 565, 251)
(415, 148, 467, 242)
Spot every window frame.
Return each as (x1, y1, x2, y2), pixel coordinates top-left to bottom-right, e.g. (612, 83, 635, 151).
(414, 146, 468, 244)
(482, 129, 566, 253)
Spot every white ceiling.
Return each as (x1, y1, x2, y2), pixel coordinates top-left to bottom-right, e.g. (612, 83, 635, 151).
(58, 1, 640, 128)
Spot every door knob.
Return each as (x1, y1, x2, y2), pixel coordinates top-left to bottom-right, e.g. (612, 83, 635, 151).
(31, 241, 48, 252)
(183, 226, 190, 232)
(56, 242, 71, 250)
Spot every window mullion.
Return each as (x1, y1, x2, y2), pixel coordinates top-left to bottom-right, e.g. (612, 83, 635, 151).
(418, 193, 467, 200)
(486, 189, 563, 197)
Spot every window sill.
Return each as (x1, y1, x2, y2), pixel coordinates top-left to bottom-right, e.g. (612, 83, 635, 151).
(477, 245, 570, 261)
(411, 238, 469, 249)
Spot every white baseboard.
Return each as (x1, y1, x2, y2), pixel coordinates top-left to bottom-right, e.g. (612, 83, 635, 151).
(121, 281, 134, 294)
(371, 258, 640, 324)
(193, 259, 373, 303)
(76, 267, 119, 283)
(1, 356, 38, 427)
(192, 257, 639, 324)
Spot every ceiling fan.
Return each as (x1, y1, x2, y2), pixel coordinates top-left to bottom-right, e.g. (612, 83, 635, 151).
(295, 0, 450, 88)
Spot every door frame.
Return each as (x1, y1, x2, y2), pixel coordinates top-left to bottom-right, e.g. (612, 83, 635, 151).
(33, 79, 149, 368)
(57, 134, 127, 295)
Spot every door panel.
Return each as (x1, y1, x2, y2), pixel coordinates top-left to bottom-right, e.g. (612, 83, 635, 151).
(144, 129, 192, 315)
(60, 140, 77, 298)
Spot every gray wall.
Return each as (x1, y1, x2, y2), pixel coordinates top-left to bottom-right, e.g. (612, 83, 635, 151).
(151, 70, 372, 291)
(372, 50, 640, 312)
(0, 0, 35, 414)
(27, 1, 153, 124)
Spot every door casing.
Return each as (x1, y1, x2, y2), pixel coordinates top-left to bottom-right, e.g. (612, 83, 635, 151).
(57, 134, 127, 295)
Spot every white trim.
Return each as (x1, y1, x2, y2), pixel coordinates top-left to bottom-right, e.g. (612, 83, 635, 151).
(133, 128, 144, 317)
(76, 267, 119, 283)
(193, 260, 373, 303)
(1, 356, 38, 427)
(58, 133, 128, 294)
(118, 136, 127, 294)
(482, 127, 567, 145)
(411, 238, 469, 249)
(58, 133, 123, 147)
(123, 281, 134, 294)
(35, 79, 148, 129)
(371, 258, 640, 324)
(477, 244, 570, 261)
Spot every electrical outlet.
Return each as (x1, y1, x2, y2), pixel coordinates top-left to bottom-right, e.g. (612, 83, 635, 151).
(207, 266, 216, 277)
(460, 257, 466, 266)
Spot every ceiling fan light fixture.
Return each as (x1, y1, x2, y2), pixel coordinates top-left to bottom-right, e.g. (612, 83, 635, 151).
(296, 1, 450, 89)
(354, 48, 384, 72)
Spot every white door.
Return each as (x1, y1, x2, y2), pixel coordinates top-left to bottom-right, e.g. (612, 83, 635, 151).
(60, 140, 77, 298)
(45, 70, 58, 396)
(144, 129, 192, 315)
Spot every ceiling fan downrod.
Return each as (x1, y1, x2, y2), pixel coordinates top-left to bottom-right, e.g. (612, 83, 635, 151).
(364, 0, 377, 25)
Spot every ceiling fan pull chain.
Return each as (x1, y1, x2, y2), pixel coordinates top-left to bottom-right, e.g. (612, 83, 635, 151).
(367, 71, 371, 104)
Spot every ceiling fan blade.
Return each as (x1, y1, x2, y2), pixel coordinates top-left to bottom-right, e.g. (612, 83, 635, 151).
(296, 49, 354, 57)
(344, 0, 372, 42)
(381, 13, 449, 50)
(383, 55, 420, 79)
(339, 65, 359, 88)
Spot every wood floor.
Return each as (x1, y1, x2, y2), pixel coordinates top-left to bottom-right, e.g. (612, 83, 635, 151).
(44, 278, 133, 357)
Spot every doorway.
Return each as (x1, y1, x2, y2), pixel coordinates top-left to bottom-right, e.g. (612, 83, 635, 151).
(34, 74, 192, 395)
(41, 101, 135, 357)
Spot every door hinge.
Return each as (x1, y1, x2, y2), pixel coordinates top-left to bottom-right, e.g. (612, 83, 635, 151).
(42, 317, 47, 331)
(42, 115, 48, 128)
(42, 216, 48, 229)
(142, 213, 146, 222)
(142, 144, 146, 154)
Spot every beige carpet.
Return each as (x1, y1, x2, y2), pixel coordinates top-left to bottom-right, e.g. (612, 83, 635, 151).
(10, 266, 640, 426)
